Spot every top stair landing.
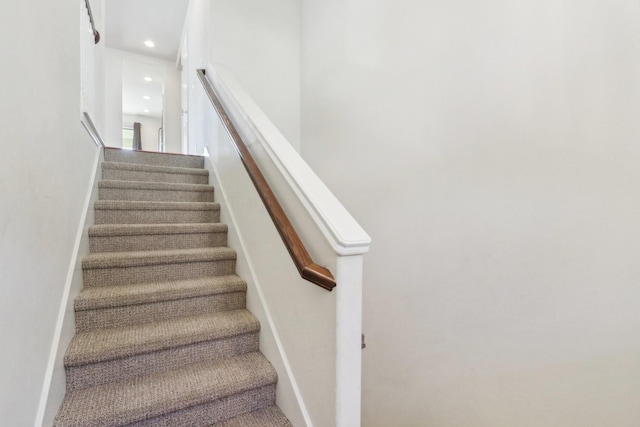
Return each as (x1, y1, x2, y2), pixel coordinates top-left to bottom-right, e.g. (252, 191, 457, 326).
(105, 148, 204, 169)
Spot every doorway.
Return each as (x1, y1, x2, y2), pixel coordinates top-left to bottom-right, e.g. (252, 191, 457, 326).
(122, 58, 165, 151)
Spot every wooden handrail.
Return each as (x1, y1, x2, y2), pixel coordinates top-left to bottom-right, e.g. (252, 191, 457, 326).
(84, 0, 100, 44)
(197, 69, 336, 291)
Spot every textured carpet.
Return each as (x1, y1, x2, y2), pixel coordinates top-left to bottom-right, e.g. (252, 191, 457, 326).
(54, 148, 292, 426)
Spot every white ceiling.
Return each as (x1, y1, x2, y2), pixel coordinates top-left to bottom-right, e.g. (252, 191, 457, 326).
(105, 0, 189, 119)
(105, 0, 189, 61)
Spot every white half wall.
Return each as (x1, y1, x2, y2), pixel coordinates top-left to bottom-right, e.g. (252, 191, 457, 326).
(0, 1, 100, 424)
(301, 1, 640, 426)
(195, 67, 370, 426)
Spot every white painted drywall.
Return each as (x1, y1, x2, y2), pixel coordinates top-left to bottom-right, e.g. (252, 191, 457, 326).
(163, 64, 182, 153)
(104, 47, 124, 147)
(183, 0, 208, 155)
(39, 148, 103, 427)
(90, 0, 107, 138)
(206, 0, 301, 150)
(0, 1, 100, 424)
(301, 1, 640, 426)
(123, 114, 162, 152)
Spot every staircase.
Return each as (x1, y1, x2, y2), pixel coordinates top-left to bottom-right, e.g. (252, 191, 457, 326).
(54, 148, 292, 427)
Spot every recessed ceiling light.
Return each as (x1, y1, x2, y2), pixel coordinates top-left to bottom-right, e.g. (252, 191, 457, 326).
(143, 109, 150, 113)
(144, 40, 155, 48)
(143, 96, 150, 100)
(144, 76, 152, 82)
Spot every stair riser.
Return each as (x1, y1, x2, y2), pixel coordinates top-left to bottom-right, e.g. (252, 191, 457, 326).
(105, 149, 204, 169)
(99, 187, 214, 203)
(83, 259, 236, 287)
(127, 384, 276, 427)
(95, 209, 219, 224)
(89, 232, 227, 252)
(103, 168, 209, 185)
(214, 406, 291, 426)
(75, 292, 246, 331)
(66, 333, 260, 392)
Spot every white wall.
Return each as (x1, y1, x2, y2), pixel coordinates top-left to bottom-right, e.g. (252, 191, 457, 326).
(205, 0, 301, 150)
(163, 64, 182, 153)
(86, 0, 106, 139)
(301, 1, 640, 426)
(104, 47, 124, 147)
(41, 149, 103, 427)
(124, 114, 162, 152)
(183, 0, 208, 155)
(0, 1, 100, 425)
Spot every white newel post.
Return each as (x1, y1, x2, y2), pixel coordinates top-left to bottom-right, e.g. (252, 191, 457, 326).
(335, 255, 364, 427)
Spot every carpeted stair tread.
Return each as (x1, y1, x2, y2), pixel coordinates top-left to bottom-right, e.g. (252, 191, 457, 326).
(55, 352, 277, 427)
(94, 200, 220, 211)
(94, 202, 220, 225)
(98, 179, 215, 202)
(88, 223, 228, 253)
(104, 147, 204, 169)
(99, 180, 215, 193)
(89, 223, 228, 238)
(101, 161, 209, 185)
(65, 309, 260, 367)
(210, 405, 292, 427)
(82, 247, 236, 270)
(103, 161, 209, 175)
(75, 275, 246, 311)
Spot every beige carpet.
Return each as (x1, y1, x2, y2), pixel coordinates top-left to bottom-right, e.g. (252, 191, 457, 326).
(54, 148, 292, 427)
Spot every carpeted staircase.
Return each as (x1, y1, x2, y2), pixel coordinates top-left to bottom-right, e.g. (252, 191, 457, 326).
(54, 148, 292, 427)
